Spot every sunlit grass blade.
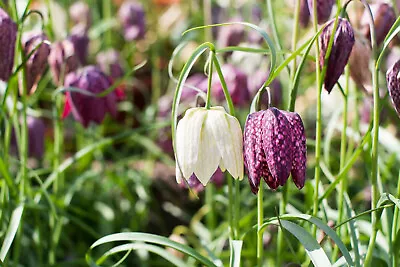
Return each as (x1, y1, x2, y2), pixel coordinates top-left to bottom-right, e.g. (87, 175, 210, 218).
(86, 232, 218, 267)
(0, 205, 24, 262)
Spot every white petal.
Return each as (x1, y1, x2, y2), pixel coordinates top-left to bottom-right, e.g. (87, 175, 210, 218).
(176, 108, 207, 179)
(207, 107, 244, 180)
(193, 112, 221, 185)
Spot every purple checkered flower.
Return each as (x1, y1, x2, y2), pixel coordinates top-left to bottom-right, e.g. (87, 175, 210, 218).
(0, 8, 16, 81)
(307, 0, 334, 24)
(361, 3, 396, 47)
(68, 25, 89, 65)
(387, 60, 400, 118)
(243, 108, 306, 194)
(118, 1, 146, 41)
(63, 66, 117, 128)
(22, 32, 51, 94)
(319, 18, 355, 93)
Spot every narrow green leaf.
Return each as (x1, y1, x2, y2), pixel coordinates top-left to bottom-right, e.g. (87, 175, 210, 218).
(229, 240, 243, 267)
(87, 232, 217, 267)
(280, 220, 332, 267)
(0, 205, 24, 261)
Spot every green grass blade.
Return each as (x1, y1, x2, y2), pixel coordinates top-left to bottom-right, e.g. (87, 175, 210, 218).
(0, 205, 24, 262)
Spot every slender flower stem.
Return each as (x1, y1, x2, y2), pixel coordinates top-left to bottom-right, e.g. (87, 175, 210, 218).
(277, 0, 301, 264)
(392, 171, 400, 267)
(257, 185, 264, 267)
(311, 0, 322, 234)
(332, 66, 350, 261)
(205, 184, 216, 235)
(363, 1, 379, 265)
(227, 174, 235, 240)
(205, 52, 214, 109)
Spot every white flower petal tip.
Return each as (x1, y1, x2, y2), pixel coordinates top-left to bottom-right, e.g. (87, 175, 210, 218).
(175, 163, 183, 184)
(174, 107, 244, 186)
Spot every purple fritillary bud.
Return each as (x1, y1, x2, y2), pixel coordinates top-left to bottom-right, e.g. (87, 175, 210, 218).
(300, 0, 310, 28)
(263, 108, 293, 188)
(69, 1, 91, 30)
(349, 34, 372, 93)
(386, 60, 400, 118)
(247, 70, 282, 108)
(64, 66, 117, 128)
(0, 8, 16, 81)
(243, 111, 274, 194)
(307, 0, 334, 24)
(118, 1, 146, 41)
(319, 18, 355, 93)
(212, 64, 250, 107)
(22, 32, 51, 94)
(281, 111, 306, 189)
(48, 40, 80, 85)
(96, 49, 124, 80)
(68, 25, 89, 65)
(27, 116, 46, 159)
(217, 17, 245, 48)
(361, 3, 396, 47)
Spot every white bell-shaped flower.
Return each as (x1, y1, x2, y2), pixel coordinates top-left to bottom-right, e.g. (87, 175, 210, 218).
(175, 106, 244, 186)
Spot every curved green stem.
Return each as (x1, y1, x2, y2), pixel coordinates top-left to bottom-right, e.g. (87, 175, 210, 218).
(205, 52, 214, 109)
(392, 171, 400, 267)
(311, 0, 322, 234)
(362, 1, 379, 265)
(257, 185, 264, 267)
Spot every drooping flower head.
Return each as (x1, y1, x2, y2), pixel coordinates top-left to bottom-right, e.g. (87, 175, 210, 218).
(22, 32, 51, 94)
(0, 8, 16, 81)
(300, 0, 310, 28)
(387, 60, 400, 118)
(118, 1, 146, 41)
(361, 3, 396, 47)
(319, 18, 355, 93)
(243, 108, 306, 194)
(175, 106, 244, 186)
(48, 40, 80, 85)
(307, 0, 334, 24)
(63, 66, 117, 128)
(68, 25, 89, 65)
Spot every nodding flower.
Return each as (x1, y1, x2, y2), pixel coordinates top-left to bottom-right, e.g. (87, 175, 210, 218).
(118, 1, 146, 41)
(0, 8, 16, 82)
(319, 18, 355, 93)
(22, 32, 51, 94)
(243, 108, 306, 194)
(361, 3, 396, 47)
(175, 106, 244, 186)
(387, 59, 400, 118)
(307, 0, 334, 24)
(62, 66, 118, 128)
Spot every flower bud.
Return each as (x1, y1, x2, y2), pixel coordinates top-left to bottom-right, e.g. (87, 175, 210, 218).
(386, 60, 400, 118)
(96, 49, 124, 80)
(22, 32, 51, 94)
(212, 64, 250, 107)
(319, 18, 355, 93)
(307, 0, 334, 24)
(63, 66, 117, 127)
(361, 3, 396, 47)
(48, 40, 80, 85)
(0, 8, 16, 81)
(118, 1, 146, 41)
(69, 1, 91, 30)
(300, 0, 310, 28)
(349, 33, 372, 93)
(68, 25, 89, 65)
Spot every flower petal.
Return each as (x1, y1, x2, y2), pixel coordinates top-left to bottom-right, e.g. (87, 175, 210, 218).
(193, 114, 221, 185)
(206, 107, 244, 180)
(175, 108, 207, 179)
